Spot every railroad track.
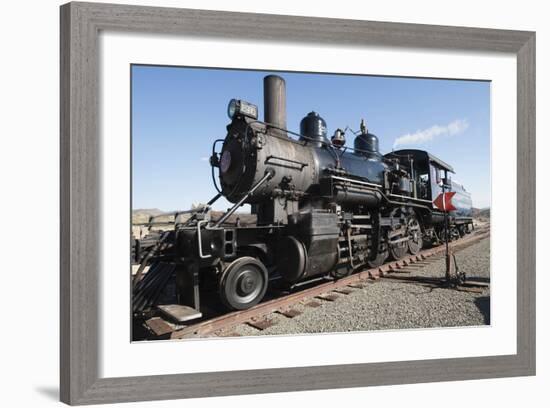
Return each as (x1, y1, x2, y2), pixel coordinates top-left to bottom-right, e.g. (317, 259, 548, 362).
(141, 226, 490, 340)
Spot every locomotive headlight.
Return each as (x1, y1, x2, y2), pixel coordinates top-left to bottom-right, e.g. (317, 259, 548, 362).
(227, 99, 238, 119)
(227, 99, 258, 120)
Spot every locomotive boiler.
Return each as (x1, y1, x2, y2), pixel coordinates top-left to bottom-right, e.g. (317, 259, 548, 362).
(134, 74, 474, 316)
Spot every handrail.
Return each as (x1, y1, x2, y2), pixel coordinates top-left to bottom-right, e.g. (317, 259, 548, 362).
(212, 170, 275, 228)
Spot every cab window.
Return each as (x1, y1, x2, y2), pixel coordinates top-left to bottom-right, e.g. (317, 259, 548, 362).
(418, 173, 429, 199)
(430, 164, 440, 183)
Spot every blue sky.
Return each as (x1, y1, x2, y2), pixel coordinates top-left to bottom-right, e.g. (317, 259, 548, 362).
(132, 65, 490, 211)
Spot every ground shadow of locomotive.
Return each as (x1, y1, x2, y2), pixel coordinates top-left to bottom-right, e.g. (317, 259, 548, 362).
(132, 74, 474, 323)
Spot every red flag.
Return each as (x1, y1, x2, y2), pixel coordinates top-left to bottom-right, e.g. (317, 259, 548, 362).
(433, 192, 456, 212)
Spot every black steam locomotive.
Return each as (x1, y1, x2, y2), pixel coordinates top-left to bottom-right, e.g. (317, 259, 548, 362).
(134, 75, 473, 316)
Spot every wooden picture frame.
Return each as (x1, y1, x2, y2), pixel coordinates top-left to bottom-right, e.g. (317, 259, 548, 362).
(60, 2, 535, 405)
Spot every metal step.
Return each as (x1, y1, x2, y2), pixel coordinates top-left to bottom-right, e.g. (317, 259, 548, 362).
(157, 304, 202, 323)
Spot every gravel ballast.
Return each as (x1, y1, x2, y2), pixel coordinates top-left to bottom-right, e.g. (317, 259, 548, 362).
(227, 237, 490, 337)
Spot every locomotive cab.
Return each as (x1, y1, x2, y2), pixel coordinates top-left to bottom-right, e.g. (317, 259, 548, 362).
(387, 149, 474, 237)
(387, 149, 455, 202)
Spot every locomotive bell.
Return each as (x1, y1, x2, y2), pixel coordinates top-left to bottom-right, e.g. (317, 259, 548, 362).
(331, 128, 346, 148)
(299, 111, 328, 148)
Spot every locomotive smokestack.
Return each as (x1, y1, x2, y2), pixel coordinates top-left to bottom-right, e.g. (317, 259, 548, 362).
(264, 75, 287, 137)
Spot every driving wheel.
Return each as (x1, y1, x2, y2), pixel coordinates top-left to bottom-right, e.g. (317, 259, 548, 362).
(367, 244, 389, 268)
(407, 217, 423, 255)
(389, 240, 408, 260)
(219, 256, 268, 310)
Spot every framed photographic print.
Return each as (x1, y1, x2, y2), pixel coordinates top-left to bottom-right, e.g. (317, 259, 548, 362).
(60, 2, 535, 405)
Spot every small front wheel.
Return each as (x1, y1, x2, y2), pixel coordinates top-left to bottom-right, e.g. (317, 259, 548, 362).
(219, 256, 268, 310)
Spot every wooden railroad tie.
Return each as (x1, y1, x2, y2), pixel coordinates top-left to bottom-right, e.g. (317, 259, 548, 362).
(246, 318, 275, 331)
(334, 288, 353, 295)
(277, 308, 302, 318)
(316, 293, 339, 302)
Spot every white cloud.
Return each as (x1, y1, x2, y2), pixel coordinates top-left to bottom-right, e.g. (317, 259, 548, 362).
(393, 119, 469, 148)
(200, 156, 209, 161)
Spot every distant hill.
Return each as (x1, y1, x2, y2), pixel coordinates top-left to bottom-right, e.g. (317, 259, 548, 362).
(132, 208, 166, 224)
(472, 207, 490, 219)
(132, 208, 256, 227)
(134, 206, 489, 225)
